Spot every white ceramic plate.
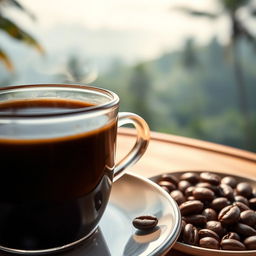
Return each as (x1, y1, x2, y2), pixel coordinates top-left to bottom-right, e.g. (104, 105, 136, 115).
(31, 172, 181, 256)
(150, 170, 256, 256)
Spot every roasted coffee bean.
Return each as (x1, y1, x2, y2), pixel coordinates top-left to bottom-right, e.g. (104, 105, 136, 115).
(249, 198, 256, 210)
(184, 214, 207, 226)
(132, 215, 158, 231)
(221, 176, 238, 188)
(200, 172, 221, 185)
(210, 197, 230, 212)
(240, 210, 256, 227)
(233, 223, 256, 237)
(202, 208, 217, 221)
(178, 180, 192, 193)
(236, 182, 253, 198)
(158, 180, 176, 193)
(182, 223, 199, 245)
(157, 173, 179, 186)
(181, 219, 186, 233)
(218, 205, 240, 225)
(221, 239, 246, 250)
(235, 195, 249, 206)
(180, 172, 200, 184)
(184, 186, 195, 197)
(179, 200, 204, 216)
(170, 190, 185, 205)
(196, 182, 219, 194)
(244, 236, 256, 250)
(206, 221, 226, 236)
(193, 187, 215, 201)
(198, 229, 220, 241)
(219, 184, 234, 201)
(187, 196, 196, 201)
(233, 201, 250, 212)
(199, 237, 219, 249)
(222, 232, 240, 241)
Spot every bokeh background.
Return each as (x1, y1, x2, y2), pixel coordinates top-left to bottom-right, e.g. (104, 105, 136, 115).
(0, 0, 256, 152)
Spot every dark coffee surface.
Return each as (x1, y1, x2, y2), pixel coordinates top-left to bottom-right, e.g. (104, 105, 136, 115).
(0, 98, 117, 250)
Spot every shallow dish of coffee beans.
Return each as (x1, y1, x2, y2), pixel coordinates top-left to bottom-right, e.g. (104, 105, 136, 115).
(150, 170, 256, 256)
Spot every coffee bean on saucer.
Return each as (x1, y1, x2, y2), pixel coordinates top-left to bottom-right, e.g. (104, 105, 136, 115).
(202, 208, 217, 221)
(170, 190, 186, 205)
(184, 186, 195, 197)
(221, 176, 238, 188)
(236, 182, 253, 198)
(132, 215, 158, 231)
(240, 210, 256, 227)
(218, 205, 240, 225)
(235, 195, 249, 206)
(196, 182, 219, 195)
(199, 237, 219, 249)
(210, 197, 230, 212)
(180, 172, 200, 184)
(233, 201, 250, 212)
(200, 172, 221, 185)
(222, 232, 240, 241)
(198, 229, 220, 241)
(193, 187, 215, 201)
(182, 223, 199, 245)
(221, 239, 246, 250)
(157, 180, 176, 193)
(219, 184, 234, 201)
(249, 198, 256, 210)
(179, 200, 204, 216)
(244, 236, 256, 250)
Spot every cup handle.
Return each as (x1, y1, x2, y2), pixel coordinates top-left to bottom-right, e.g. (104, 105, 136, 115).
(113, 112, 150, 182)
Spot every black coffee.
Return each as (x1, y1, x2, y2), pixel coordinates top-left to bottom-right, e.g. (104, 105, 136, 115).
(0, 98, 117, 250)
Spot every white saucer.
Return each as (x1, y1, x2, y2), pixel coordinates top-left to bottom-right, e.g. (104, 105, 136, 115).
(39, 172, 181, 256)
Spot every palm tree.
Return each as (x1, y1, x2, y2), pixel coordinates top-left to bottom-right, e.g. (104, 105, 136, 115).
(0, 0, 43, 70)
(174, 0, 256, 149)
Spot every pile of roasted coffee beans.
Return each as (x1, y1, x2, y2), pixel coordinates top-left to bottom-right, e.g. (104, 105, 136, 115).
(155, 171, 256, 250)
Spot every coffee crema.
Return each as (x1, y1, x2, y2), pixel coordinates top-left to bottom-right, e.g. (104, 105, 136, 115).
(0, 98, 117, 250)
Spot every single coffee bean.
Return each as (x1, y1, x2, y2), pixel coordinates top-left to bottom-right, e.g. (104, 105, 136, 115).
(132, 215, 158, 231)
(196, 182, 219, 194)
(202, 208, 217, 221)
(206, 221, 226, 236)
(187, 196, 196, 201)
(198, 229, 220, 241)
(184, 186, 195, 197)
(233, 223, 256, 237)
(157, 173, 179, 186)
(199, 237, 219, 249)
(219, 184, 234, 201)
(182, 223, 199, 245)
(218, 205, 240, 225)
(221, 176, 237, 188)
(244, 235, 256, 250)
(184, 214, 207, 226)
(178, 180, 192, 193)
(233, 201, 250, 212)
(235, 195, 249, 206)
(200, 172, 221, 185)
(210, 197, 230, 212)
(249, 198, 256, 210)
(179, 200, 204, 216)
(158, 180, 176, 193)
(180, 172, 200, 184)
(240, 210, 256, 226)
(236, 182, 253, 198)
(170, 190, 186, 205)
(221, 239, 246, 250)
(193, 187, 215, 201)
(181, 219, 186, 233)
(222, 232, 240, 241)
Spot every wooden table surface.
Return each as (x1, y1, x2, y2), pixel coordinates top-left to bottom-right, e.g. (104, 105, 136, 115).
(116, 128, 256, 256)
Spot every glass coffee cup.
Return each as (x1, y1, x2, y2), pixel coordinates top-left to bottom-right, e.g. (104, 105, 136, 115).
(0, 84, 150, 254)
